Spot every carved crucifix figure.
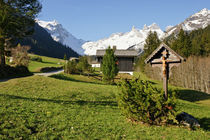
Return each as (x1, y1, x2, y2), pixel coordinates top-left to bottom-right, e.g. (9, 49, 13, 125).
(145, 43, 184, 100)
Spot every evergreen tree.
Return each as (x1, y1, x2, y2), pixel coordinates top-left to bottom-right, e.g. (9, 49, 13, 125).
(64, 54, 67, 60)
(139, 31, 161, 72)
(0, 0, 42, 67)
(171, 29, 192, 57)
(191, 25, 210, 56)
(143, 31, 161, 57)
(101, 46, 119, 83)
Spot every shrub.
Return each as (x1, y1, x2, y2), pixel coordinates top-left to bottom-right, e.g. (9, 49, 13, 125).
(64, 57, 94, 75)
(0, 65, 31, 78)
(117, 78, 177, 125)
(76, 56, 92, 74)
(30, 56, 42, 62)
(11, 44, 30, 67)
(64, 60, 77, 74)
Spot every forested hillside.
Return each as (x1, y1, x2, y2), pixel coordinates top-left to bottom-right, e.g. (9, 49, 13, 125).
(19, 23, 79, 59)
(168, 25, 210, 57)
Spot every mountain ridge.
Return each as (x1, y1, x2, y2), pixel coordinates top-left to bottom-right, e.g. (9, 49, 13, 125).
(82, 8, 209, 55)
(19, 23, 79, 59)
(36, 20, 86, 55)
(35, 8, 209, 56)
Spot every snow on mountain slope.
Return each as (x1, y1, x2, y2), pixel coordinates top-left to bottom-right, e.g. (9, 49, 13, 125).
(36, 20, 86, 55)
(165, 8, 210, 36)
(82, 23, 165, 55)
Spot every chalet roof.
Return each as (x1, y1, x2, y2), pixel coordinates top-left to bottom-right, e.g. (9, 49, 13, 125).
(144, 43, 185, 64)
(96, 49, 138, 57)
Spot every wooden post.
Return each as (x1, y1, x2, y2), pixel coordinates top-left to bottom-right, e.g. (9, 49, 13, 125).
(163, 72, 168, 100)
(162, 52, 168, 100)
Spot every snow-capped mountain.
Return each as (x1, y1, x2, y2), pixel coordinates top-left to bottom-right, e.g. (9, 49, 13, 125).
(82, 23, 165, 55)
(82, 8, 209, 56)
(36, 20, 86, 55)
(165, 8, 210, 36)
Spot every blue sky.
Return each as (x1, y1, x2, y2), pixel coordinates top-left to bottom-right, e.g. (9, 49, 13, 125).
(38, 0, 210, 41)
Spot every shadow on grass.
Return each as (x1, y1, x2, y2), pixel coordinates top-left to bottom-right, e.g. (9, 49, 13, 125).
(177, 89, 210, 102)
(0, 73, 33, 82)
(49, 74, 106, 85)
(0, 94, 117, 107)
(198, 117, 210, 131)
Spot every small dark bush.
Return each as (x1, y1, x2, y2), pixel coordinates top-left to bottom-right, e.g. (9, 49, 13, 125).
(0, 65, 31, 78)
(39, 66, 63, 73)
(30, 56, 42, 62)
(117, 78, 177, 125)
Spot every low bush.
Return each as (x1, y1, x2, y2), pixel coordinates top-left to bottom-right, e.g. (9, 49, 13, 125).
(64, 60, 77, 74)
(117, 78, 177, 125)
(38, 66, 63, 73)
(11, 44, 30, 67)
(76, 56, 93, 74)
(0, 65, 31, 78)
(30, 56, 43, 62)
(64, 56, 94, 75)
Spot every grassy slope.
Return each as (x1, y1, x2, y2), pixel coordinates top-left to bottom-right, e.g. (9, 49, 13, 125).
(0, 73, 209, 139)
(28, 54, 64, 73)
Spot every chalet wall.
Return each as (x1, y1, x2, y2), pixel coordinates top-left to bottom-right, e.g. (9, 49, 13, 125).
(144, 56, 210, 94)
(117, 57, 134, 71)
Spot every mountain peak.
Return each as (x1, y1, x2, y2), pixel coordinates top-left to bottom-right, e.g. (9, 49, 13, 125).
(148, 23, 160, 30)
(192, 8, 209, 17)
(36, 19, 86, 55)
(143, 24, 148, 30)
(200, 8, 208, 13)
(165, 8, 209, 36)
(132, 25, 136, 31)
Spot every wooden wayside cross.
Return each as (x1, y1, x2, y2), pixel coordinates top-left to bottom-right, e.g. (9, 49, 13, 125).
(145, 43, 185, 100)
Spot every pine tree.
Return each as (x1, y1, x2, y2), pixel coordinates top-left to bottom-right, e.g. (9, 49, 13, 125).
(171, 29, 192, 57)
(144, 31, 161, 57)
(101, 46, 119, 83)
(139, 31, 161, 72)
(64, 54, 67, 60)
(0, 0, 42, 67)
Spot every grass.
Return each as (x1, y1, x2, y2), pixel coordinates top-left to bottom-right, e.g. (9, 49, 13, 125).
(28, 54, 64, 73)
(0, 73, 209, 139)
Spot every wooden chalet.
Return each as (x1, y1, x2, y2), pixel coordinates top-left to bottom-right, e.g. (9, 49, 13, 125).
(96, 49, 138, 73)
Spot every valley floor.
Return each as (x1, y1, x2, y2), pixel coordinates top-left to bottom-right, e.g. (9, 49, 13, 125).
(0, 73, 209, 139)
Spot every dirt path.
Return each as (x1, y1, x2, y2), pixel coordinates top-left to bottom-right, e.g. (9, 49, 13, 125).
(34, 69, 64, 77)
(0, 69, 64, 82)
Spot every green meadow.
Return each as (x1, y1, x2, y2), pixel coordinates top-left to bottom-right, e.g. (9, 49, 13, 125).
(28, 54, 64, 73)
(0, 72, 210, 139)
